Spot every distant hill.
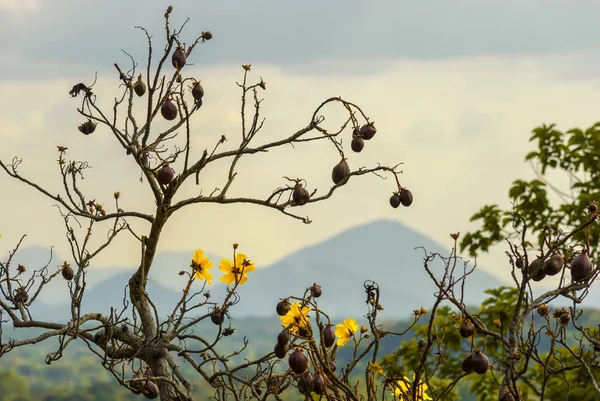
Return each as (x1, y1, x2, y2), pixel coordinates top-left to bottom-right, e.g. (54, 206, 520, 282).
(3, 219, 509, 322)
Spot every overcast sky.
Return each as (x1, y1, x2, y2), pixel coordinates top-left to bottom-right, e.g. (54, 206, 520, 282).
(2, 0, 600, 285)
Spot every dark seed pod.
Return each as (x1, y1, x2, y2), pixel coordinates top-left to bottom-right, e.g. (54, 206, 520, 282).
(313, 372, 327, 395)
(399, 189, 413, 207)
(571, 251, 592, 282)
(543, 254, 564, 276)
(360, 123, 377, 140)
(471, 351, 489, 374)
(310, 284, 322, 298)
(274, 342, 287, 359)
(515, 257, 524, 270)
(288, 349, 309, 374)
(332, 158, 350, 185)
(297, 371, 314, 395)
(143, 381, 159, 399)
(459, 322, 475, 338)
(134, 74, 147, 97)
(589, 203, 598, 213)
(560, 312, 570, 325)
(267, 375, 286, 395)
(276, 300, 290, 316)
(298, 326, 310, 337)
(172, 46, 186, 69)
(202, 31, 213, 40)
(461, 354, 473, 374)
(13, 287, 28, 304)
(323, 325, 335, 348)
(277, 329, 290, 347)
(389, 193, 401, 209)
(328, 360, 337, 372)
(210, 309, 225, 325)
(192, 82, 204, 101)
(130, 372, 144, 394)
(527, 258, 546, 282)
(78, 120, 97, 135)
(292, 186, 310, 206)
(157, 165, 175, 186)
(62, 263, 74, 281)
(161, 99, 178, 120)
(351, 136, 364, 153)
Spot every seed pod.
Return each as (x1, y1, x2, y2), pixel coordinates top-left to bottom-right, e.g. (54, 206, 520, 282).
(571, 251, 592, 282)
(360, 123, 377, 140)
(323, 325, 335, 348)
(267, 375, 285, 395)
(274, 342, 287, 359)
(13, 287, 28, 304)
(399, 189, 413, 207)
(461, 354, 473, 374)
(298, 326, 310, 337)
(157, 165, 175, 186)
(331, 158, 350, 185)
(292, 185, 310, 206)
(62, 263, 74, 281)
(161, 99, 178, 120)
(389, 193, 401, 209)
(277, 329, 290, 347)
(459, 322, 475, 338)
(543, 254, 564, 276)
(288, 349, 309, 374)
(471, 350, 489, 374)
(210, 309, 225, 325)
(310, 284, 322, 298)
(142, 381, 159, 399)
(134, 74, 147, 97)
(130, 372, 144, 394)
(172, 46, 186, 69)
(351, 136, 364, 153)
(589, 203, 598, 213)
(78, 120, 97, 135)
(276, 300, 290, 316)
(297, 371, 314, 395)
(328, 360, 337, 372)
(313, 372, 327, 395)
(515, 257, 524, 270)
(192, 81, 204, 101)
(527, 258, 546, 282)
(202, 31, 213, 40)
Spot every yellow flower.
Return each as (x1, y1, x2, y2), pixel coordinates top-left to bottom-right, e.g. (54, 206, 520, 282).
(368, 362, 384, 375)
(219, 252, 256, 286)
(190, 249, 214, 285)
(335, 318, 359, 347)
(280, 302, 311, 334)
(393, 375, 432, 401)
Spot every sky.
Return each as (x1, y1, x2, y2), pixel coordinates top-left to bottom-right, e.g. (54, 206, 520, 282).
(2, 0, 600, 285)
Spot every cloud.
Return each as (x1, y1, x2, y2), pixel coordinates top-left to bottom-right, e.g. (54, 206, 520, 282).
(2, 52, 600, 287)
(0, 0, 39, 12)
(4, 0, 600, 81)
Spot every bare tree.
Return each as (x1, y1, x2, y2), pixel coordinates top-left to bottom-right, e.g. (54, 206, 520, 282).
(0, 6, 409, 401)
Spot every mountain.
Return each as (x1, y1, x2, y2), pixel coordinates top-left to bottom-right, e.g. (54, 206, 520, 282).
(3, 219, 508, 321)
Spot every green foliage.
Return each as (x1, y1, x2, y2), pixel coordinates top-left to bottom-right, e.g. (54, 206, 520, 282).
(461, 122, 600, 258)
